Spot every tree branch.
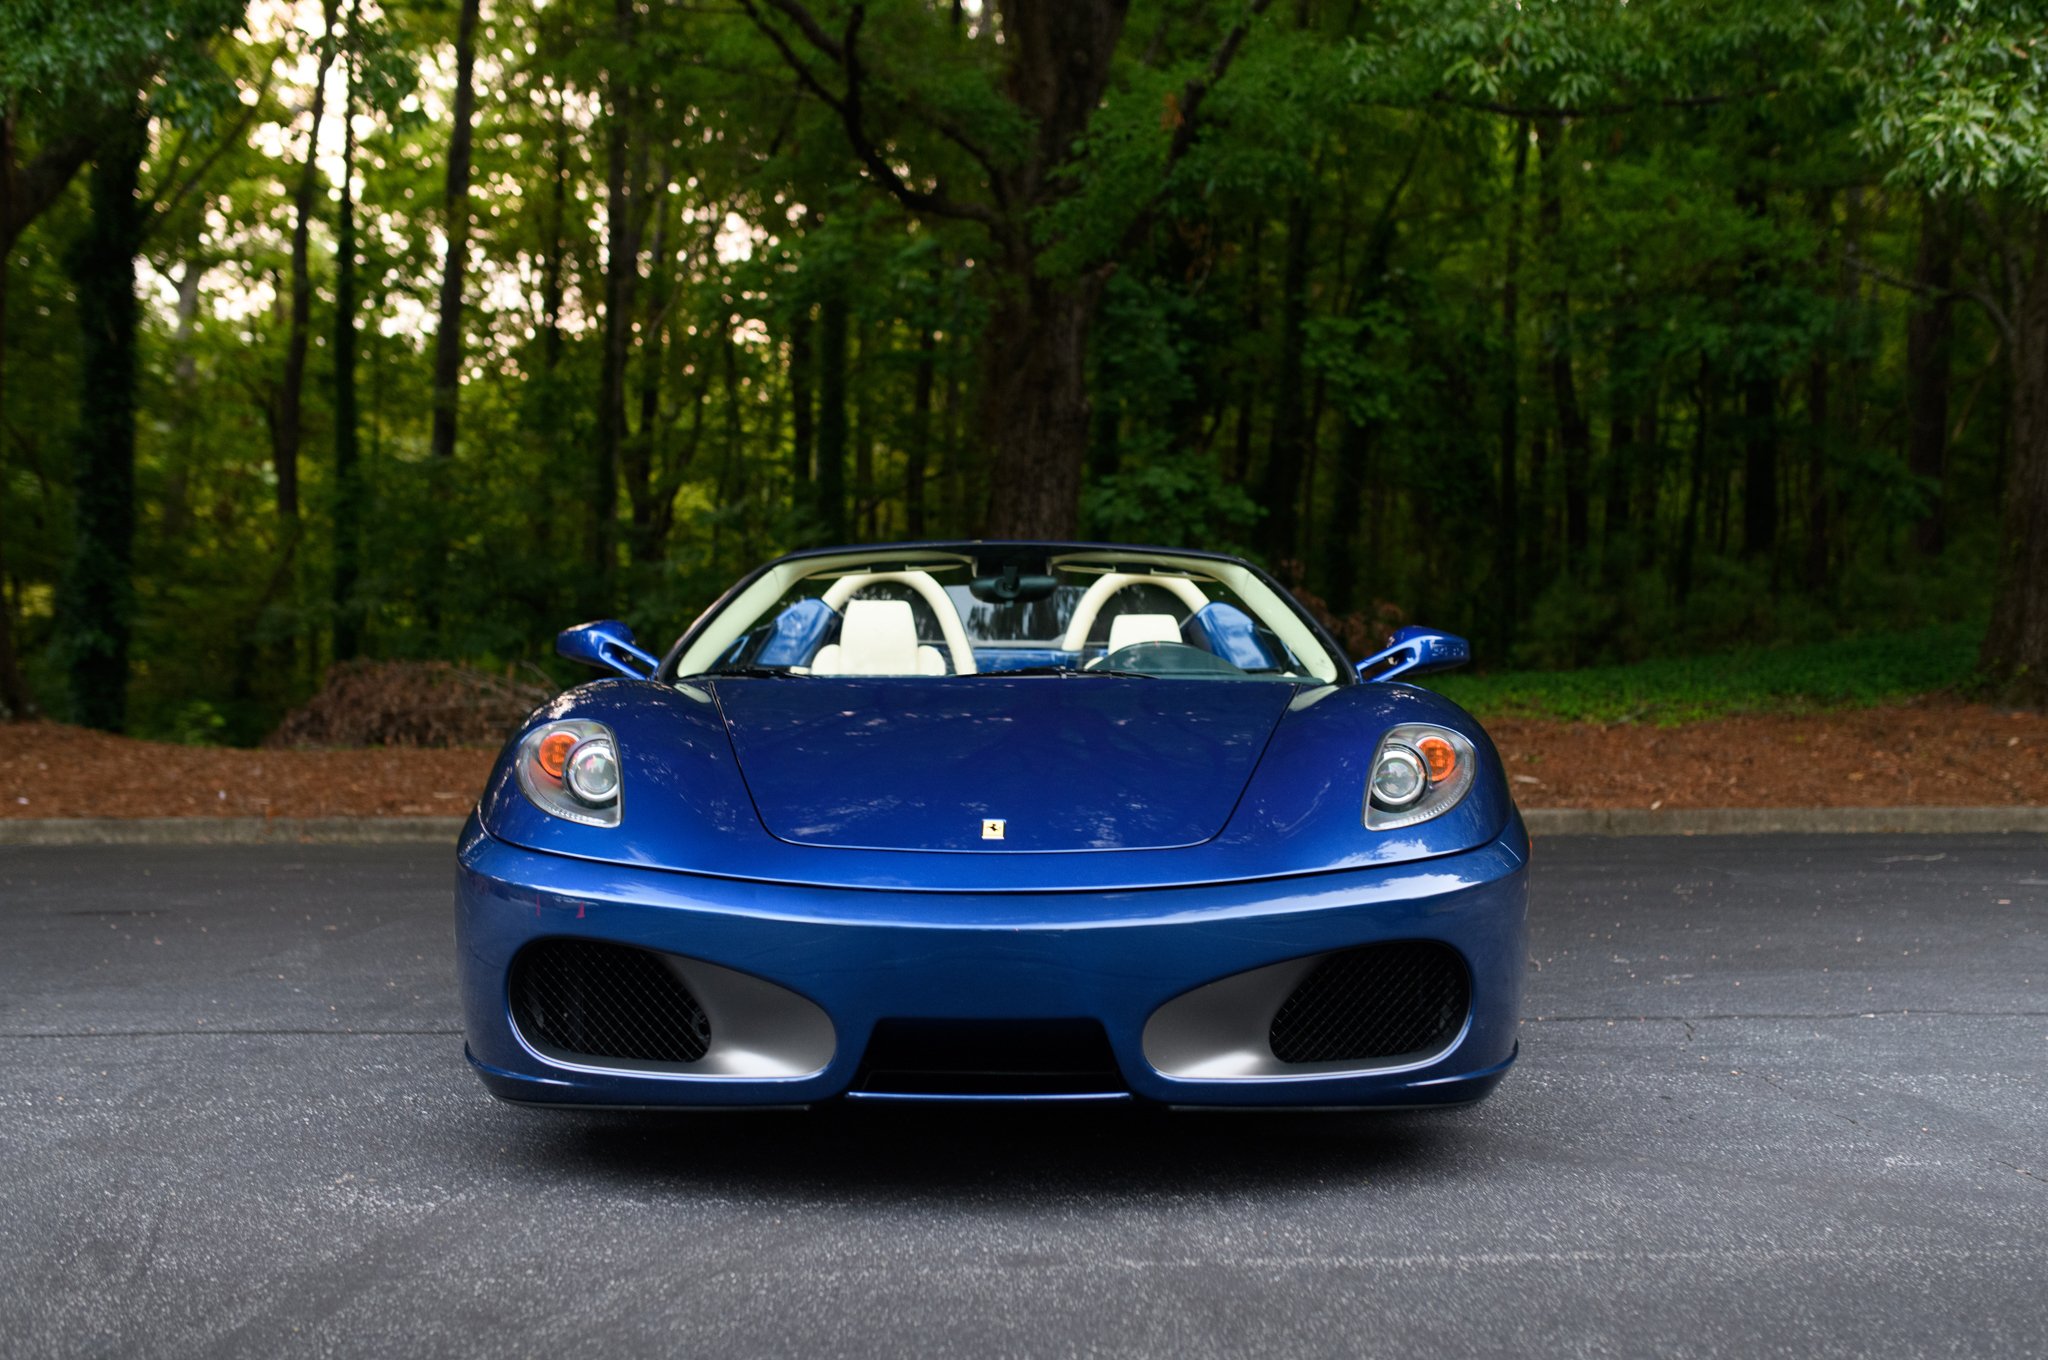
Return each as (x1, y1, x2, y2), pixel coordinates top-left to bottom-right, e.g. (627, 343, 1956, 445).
(143, 95, 268, 242)
(738, 0, 1002, 230)
(1166, 0, 1278, 168)
(1113, 0, 1279, 260)
(0, 125, 100, 255)
(1848, 246, 2013, 346)
(761, 0, 845, 62)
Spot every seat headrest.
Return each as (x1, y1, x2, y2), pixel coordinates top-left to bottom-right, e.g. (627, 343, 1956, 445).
(1106, 613, 1183, 654)
(823, 598, 924, 676)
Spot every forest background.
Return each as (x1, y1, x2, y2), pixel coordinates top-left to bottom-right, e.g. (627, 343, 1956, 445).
(4, 0, 2048, 746)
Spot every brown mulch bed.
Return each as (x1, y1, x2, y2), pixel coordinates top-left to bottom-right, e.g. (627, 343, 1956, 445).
(1489, 700, 2047, 809)
(4, 722, 497, 819)
(3, 699, 2044, 820)
(266, 660, 552, 750)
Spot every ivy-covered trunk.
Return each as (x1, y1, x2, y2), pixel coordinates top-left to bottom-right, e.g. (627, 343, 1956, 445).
(56, 107, 148, 732)
(1981, 217, 2048, 704)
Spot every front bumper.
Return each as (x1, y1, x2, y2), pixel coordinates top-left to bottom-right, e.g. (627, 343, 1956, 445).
(455, 814, 1529, 1108)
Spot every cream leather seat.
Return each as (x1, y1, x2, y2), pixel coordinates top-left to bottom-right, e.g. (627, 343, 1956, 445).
(1104, 613, 1184, 654)
(810, 598, 949, 676)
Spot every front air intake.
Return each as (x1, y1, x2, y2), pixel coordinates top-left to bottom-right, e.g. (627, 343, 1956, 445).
(509, 939, 711, 1065)
(1267, 941, 1469, 1065)
(856, 1019, 1124, 1095)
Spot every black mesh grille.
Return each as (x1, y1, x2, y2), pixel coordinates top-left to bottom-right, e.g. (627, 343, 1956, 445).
(1267, 941, 1469, 1065)
(509, 939, 711, 1065)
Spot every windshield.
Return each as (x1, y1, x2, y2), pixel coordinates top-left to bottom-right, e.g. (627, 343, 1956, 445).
(671, 549, 1343, 683)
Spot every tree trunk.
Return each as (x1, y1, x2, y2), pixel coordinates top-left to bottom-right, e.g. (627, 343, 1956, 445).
(1537, 119, 1591, 568)
(539, 89, 568, 374)
(1600, 322, 1636, 562)
(332, 37, 363, 661)
(853, 319, 875, 538)
(1496, 122, 1529, 647)
(1805, 351, 1831, 594)
(0, 161, 29, 716)
(1806, 189, 1836, 594)
(428, 0, 482, 464)
(1980, 217, 2048, 705)
(980, 276, 1102, 537)
(908, 318, 935, 539)
(276, 9, 339, 523)
(56, 105, 147, 732)
(1676, 365, 1715, 606)
(817, 288, 849, 542)
(1907, 199, 1955, 555)
(788, 304, 813, 527)
(1736, 182, 1778, 561)
(593, 2, 637, 595)
(1324, 414, 1372, 616)
(973, 0, 1131, 537)
(1634, 400, 1661, 568)
(626, 173, 669, 564)
(1743, 374, 1779, 560)
(1260, 194, 1313, 563)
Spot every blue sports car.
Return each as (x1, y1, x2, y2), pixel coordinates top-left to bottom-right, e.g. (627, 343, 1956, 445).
(457, 542, 1527, 1108)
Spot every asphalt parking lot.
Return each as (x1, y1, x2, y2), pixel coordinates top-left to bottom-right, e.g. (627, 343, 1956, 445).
(1, 835, 2042, 1358)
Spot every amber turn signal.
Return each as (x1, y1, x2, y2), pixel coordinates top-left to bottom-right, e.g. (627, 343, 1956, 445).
(536, 730, 578, 779)
(1417, 734, 1458, 783)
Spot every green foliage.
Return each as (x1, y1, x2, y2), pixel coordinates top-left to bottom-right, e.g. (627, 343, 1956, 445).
(0, 0, 2037, 739)
(1848, 0, 2048, 200)
(1427, 622, 1984, 724)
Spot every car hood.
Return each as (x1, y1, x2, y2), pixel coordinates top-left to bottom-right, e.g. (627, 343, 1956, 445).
(476, 678, 1517, 891)
(711, 677, 1297, 852)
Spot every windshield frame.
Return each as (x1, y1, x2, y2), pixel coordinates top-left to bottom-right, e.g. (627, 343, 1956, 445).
(658, 542, 1354, 685)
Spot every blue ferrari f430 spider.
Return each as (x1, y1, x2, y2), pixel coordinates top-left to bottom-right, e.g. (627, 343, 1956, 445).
(457, 543, 1528, 1108)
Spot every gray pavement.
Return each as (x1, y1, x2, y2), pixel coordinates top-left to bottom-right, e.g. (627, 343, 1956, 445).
(0, 836, 2043, 1358)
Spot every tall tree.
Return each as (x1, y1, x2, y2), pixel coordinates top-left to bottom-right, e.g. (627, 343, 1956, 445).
(55, 105, 148, 730)
(428, 0, 482, 465)
(1260, 192, 1314, 562)
(1852, 0, 2048, 702)
(817, 285, 850, 542)
(332, 21, 363, 660)
(1538, 118, 1592, 568)
(742, 0, 1275, 537)
(1496, 121, 1530, 647)
(274, 1, 339, 523)
(1906, 199, 1956, 554)
(593, 0, 639, 593)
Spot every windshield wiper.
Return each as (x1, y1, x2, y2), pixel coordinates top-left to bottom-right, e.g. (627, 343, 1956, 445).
(703, 665, 801, 679)
(984, 665, 1155, 679)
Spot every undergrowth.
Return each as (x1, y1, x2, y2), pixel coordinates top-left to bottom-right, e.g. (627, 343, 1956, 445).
(1421, 622, 1982, 724)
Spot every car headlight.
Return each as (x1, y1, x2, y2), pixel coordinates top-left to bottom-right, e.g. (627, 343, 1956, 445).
(1365, 724, 1476, 831)
(516, 719, 622, 827)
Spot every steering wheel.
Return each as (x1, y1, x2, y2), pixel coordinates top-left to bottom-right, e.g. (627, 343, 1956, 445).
(1086, 640, 1247, 677)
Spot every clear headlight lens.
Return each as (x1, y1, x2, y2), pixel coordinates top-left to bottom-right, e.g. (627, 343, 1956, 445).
(1371, 745, 1427, 807)
(1365, 724, 1477, 831)
(516, 719, 622, 827)
(564, 738, 621, 805)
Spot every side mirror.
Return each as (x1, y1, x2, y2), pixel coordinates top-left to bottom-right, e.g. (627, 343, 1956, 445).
(1355, 626, 1470, 682)
(557, 620, 660, 680)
